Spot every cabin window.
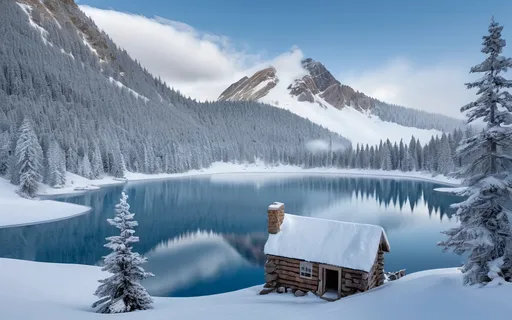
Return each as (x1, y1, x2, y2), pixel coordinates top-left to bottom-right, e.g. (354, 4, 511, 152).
(300, 261, 313, 279)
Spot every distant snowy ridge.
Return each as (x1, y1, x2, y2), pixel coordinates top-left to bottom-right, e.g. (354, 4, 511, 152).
(218, 57, 464, 145)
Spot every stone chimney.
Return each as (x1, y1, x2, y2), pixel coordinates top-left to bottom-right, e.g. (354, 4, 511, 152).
(268, 202, 285, 234)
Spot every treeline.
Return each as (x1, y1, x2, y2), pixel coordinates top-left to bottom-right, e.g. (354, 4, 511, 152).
(269, 127, 473, 176)
(372, 100, 465, 132)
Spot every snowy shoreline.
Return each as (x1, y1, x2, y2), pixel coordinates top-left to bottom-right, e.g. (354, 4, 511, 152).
(0, 257, 509, 320)
(0, 162, 461, 228)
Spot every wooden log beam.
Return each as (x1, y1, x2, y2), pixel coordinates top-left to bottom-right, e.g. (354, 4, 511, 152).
(277, 272, 319, 285)
(343, 280, 367, 291)
(368, 277, 378, 289)
(274, 260, 319, 271)
(276, 265, 319, 277)
(275, 260, 319, 270)
(277, 280, 317, 292)
(269, 255, 320, 269)
(342, 268, 369, 278)
(343, 272, 368, 280)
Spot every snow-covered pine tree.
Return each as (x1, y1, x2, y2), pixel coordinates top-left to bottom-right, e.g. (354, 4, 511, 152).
(439, 18, 512, 285)
(92, 192, 154, 313)
(91, 142, 104, 179)
(81, 154, 93, 179)
(437, 134, 455, 175)
(47, 140, 66, 187)
(13, 118, 43, 198)
(404, 148, 416, 171)
(0, 130, 9, 175)
(380, 143, 392, 170)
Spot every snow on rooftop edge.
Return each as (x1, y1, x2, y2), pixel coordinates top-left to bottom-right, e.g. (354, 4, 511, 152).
(268, 202, 284, 209)
(264, 214, 389, 272)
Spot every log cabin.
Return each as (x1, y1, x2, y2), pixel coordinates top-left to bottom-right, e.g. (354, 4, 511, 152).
(261, 202, 390, 301)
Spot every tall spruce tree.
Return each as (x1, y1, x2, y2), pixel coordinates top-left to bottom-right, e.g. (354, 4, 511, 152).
(0, 130, 9, 175)
(13, 118, 43, 198)
(437, 134, 455, 175)
(439, 18, 512, 285)
(91, 142, 104, 178)
(93, 192, 154, 313)
(47, 140, 66, 187)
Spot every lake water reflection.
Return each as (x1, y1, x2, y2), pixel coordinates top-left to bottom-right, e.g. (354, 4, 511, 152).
(0, 174, 464, 297)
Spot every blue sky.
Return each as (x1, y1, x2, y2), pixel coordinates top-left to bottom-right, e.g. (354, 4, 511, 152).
(78, 0, 512, 117)
(78, 0, 511, 71)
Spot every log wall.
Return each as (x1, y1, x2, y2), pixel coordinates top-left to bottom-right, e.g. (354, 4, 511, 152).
(263, 254, 383, 299)
(264, 255, 320, 293)
(339, 267, 369, 296)
(367, 249, 385, 289)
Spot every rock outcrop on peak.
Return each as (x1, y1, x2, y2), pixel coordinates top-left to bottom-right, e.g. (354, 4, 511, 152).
(218, 67, 278, 102)
(218, 58, 373, 111)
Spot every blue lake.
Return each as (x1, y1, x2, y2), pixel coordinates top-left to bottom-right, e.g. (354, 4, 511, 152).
(0, 174, 464, 297)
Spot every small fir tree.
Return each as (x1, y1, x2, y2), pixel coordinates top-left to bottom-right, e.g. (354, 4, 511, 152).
(92, 192, 154, 313)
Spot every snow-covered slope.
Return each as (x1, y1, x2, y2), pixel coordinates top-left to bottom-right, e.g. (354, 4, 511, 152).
(218, 57, 463, 145)
(0, 177, 91, 228)
(263, 89, 441, 145)
(1, 258, 510, 320)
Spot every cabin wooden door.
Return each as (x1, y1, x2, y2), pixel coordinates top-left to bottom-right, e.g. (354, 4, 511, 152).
(318, 264, 342, 299)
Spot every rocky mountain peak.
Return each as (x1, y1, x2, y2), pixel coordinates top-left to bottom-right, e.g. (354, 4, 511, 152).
(288, 58, 373, 111)
(218, 66, 278, 102)
(20, 0, 112, 62)
(218, 57, 374, 112)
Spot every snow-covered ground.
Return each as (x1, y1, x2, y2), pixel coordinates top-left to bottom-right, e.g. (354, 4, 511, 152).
(0, 258, 509, 320)
(0, 178, 91, 229)
(0, 161, 460, 228)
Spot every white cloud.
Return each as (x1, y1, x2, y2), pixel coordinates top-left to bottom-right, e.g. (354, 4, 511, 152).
(79, 6, 254, 99)
(340, 58, 477, 119)
(79, 6, 300, 101)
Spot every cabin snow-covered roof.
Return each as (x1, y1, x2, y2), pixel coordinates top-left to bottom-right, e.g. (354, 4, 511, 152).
(264, 214, 390, 272)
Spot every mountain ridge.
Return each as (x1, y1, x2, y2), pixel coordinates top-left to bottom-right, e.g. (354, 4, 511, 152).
(217, 57, 464, 135)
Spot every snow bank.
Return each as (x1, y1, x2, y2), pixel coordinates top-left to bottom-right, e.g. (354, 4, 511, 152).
(0, 258, 510, 320)
(434, 186, 468, 193)
(0, 178, 90, 228)
(264, 214, 388, 272)
(37, 172, 125, 196)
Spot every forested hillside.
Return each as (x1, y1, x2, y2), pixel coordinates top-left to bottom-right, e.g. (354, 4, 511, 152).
(372, 100, 465, 132)
(0, 0, 348, 191)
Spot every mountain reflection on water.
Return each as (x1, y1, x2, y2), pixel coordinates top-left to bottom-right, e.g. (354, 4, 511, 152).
(0, 175, 463, 297)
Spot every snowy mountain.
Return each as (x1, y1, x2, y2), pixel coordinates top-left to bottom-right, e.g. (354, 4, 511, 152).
(0, 0, 350, 180)
(218, 57, 464, 145)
